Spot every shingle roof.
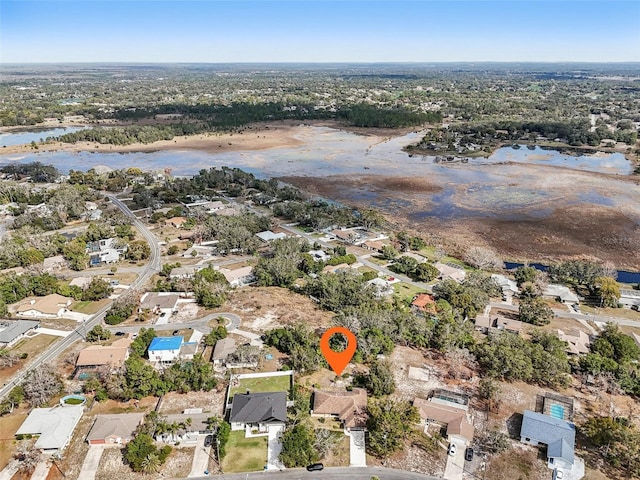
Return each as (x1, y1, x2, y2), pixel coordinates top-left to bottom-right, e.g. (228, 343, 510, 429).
(229, 392, 287, 424)
(16, 406, 84, 451)
(149, 336, 183, 351)
(520, 410, 575, 464)
(212, 337, 236, 361)
(76, 337, 132, 367)
(312, 388, 368, 428)
(86, 413, 144, 442)
(414, 397, 474, 441)
(139, 293, 180, 311)
(0, 320, 39, 344)
(16, 294, 71, 315)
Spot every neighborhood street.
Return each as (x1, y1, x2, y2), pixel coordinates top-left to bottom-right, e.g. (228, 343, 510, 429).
(187, 466, 441, 480)
(0, 195, 161, 401)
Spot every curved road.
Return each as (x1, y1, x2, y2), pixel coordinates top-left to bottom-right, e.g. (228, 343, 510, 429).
(0, 195, 161, 401)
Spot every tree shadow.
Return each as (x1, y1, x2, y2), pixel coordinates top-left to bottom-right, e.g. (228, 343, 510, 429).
(506, 412, 523, 439)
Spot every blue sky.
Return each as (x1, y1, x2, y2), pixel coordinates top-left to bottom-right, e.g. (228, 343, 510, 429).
(1, 1, 639, 63)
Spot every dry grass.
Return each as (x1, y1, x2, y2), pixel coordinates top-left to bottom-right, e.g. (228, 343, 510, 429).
(323, 434, 350, 467)
(215, 286, 334, 332)
(485, 446, 549, 480)
(0, 411, 27, 469)
(95, 445, 194, 480)
(70, 299, 110, 315)
(0, 334, 60, 383)
(158, 389, 227, 416)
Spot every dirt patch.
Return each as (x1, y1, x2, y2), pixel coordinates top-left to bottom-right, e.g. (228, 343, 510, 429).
(95, 445, 194, 480)
(158, 388, 227, 416)
(368, 442, 447, 477)
(485, 445, 549, 480)
(214, 286, 334, 332)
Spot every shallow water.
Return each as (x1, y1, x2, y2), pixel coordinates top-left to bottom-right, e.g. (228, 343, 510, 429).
(0, 126, 88, 147)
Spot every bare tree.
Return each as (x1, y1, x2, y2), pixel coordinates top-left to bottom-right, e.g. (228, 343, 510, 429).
(0, 349, 20, 368)
(314, 428, 339, 458)
(464, 246, 502, 270)
(22, 365, 63, 407)
(15, 443, 42, 473)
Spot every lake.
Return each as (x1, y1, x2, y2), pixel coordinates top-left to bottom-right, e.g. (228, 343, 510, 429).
(0, 126, 89, 147)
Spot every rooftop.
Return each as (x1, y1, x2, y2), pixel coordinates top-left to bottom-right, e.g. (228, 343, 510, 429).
(15, 294, 72, 315)
(16, 406, 84, 451)
(149, 336, 183, 351)
(76, 337, 132, 367)
(213, 337, 236, 361)
(229, 391, 287, 424)
(312, 388, 368, 428)
(0, 319, 39, 344)
(520, 410, 576, 465)
(86, 413, 145, 442)
(139, 292, 180, 311)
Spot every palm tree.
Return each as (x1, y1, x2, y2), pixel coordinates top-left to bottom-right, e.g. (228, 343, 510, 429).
(141, 453, 161, 474)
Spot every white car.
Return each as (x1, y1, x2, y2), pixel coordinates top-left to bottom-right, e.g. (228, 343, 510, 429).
(448, 443, 457, 456)
(553, 469, 564, 480)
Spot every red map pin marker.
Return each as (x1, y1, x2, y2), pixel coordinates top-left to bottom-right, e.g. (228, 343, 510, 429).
(320, 327, 357, 376)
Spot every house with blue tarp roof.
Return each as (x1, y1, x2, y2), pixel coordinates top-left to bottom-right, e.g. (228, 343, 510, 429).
(148, 335, 199, 365)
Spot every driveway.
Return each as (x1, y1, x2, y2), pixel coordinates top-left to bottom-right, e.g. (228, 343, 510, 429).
(348, 430, 366, 467)
(29, 460, 51, 480)
(0, 460, 19, 480)
(266, 425, 285, 471)
(188, 435, 212, 477)
(443, 439, 465, 480)
(78, 445, 106, 480)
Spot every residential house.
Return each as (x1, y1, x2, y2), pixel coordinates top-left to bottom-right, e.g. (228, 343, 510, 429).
(362, 240, 387, 253)
(229, 391, 287, 435)
(169, 265, 203, 279)
(185, 200, 225, 215)
(619, 289, 640, 309)
(491, 274, 519, 299)
(367, 277, 394, 298)
(15, 294, 73, 318)
(311, 388, 368, 431)
(414, 397, 474, 445)
(434, 262, 467, 283)
(219, 266, 255, 288)
(69, 276, 92, 289)
(86, 413, 145, 445)
(256, 230, 287, 242)
(544, 285, 580, 304)
(165, 216, 187, 228)
(308, 250, 331, 262)
(474, 314, 524, 335)
(148, 336, 184, 364)
(86, 238, 127, 266)
(156, 411, 215, 444)
(0, 320, 39, 348)
(556, 329, 591, 355)
(76, 337, 133, 370)
(139, 292, 180, 317)
(331, 228, 360, 244)
(42, 255, 67, 272)
(520, 410, 576, 471)
(322, 263, 361, 274)
(411, 294, 437, 315)
(212, 337, 236, 367)
(16, 405, 84, 453)
(399, 252, 427, 264)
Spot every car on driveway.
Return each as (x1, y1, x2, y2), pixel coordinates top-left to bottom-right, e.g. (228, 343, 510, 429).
(553, 469, 564, 480)
(172, 330, 180, 335)
(306, 463, 324, 471)
(465, 447, 474, 461)
(204, 435, 213, 447)
(448, 443, 457, 456)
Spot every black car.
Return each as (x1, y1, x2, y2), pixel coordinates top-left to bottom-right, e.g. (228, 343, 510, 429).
(115, 331, 125, 336)
(172, 330, 180, 336)
(204, 435, 213, 447)
(306, 463, 324, 472)
(465, 447, 474, 461)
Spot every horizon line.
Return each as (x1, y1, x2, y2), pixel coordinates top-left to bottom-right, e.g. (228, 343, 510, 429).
(2, 61, 640, 65)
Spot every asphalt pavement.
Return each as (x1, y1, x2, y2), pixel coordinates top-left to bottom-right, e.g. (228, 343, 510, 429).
(186, 466, 440, 480)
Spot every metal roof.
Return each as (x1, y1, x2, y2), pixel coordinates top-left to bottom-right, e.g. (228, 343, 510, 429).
(149, 336, 183, 351)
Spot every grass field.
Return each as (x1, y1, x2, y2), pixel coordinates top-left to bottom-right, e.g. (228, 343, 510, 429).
(0, 412, 27, 469)
(221, 431, 268, 473)
(580, 305, 640, 322)
(229, 374, 292, 398)
(71, 299, 110, 314)
(393, 282, 425, 301)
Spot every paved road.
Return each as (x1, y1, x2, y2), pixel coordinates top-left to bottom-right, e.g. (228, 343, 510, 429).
(186, 466, 440, 480)
(0, 195, 161, 401)
(489, 302, 639, 327)
(104, 312, 241, 334)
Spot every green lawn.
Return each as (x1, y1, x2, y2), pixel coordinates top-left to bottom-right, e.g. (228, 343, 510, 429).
(221, 431, 268, 473)
(70, 299, 110, 314)
(229, 374, 292, 398)
(393, 282, 426, 301)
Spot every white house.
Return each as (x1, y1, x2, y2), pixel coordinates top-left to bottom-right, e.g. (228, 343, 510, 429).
(620, 289, 640, 309)
(15, 294, 73, 318)
(148, 336, 184, 364)
(367, 277, 394, 298)
(139, 292, 180, 317)
(544, 284, 580, 304)
(491, 274, 519, 299)
(219, 266, 255, 287)
(16, 405, 84, 453)
(256, 230, 287, 242)
(87, 238, 127, 266)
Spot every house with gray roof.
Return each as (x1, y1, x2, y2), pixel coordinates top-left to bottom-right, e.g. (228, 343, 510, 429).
(0, 319, 39, 347)
(16, 405, 84, 453)
(86, 413, 144, 445)
(520, 410, 576, 470)
(229, 391, 287, 436)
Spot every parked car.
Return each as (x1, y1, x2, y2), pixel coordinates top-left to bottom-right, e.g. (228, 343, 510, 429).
(465, 447, 474, 461)
(204, 435, 213, 447)
(448, 444, 457, 456)
(115, 331, 125, 336)
(553, 469, 564, 480)
(306, 463, 324, 472)
(172, 330, 179, 335)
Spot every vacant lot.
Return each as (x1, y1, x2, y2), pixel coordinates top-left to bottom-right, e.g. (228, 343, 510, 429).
(393, 282, 425, 301)
(95, 445, 194, 480)
(0, 334, 59, 383)
(218, 286, 334, 332)
(71, 299, 110, 315)
(159, 389, 227, 416)
(221, 431, 268, 473)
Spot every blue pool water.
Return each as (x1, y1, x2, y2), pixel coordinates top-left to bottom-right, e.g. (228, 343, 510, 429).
(550, 404, 565, 419)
